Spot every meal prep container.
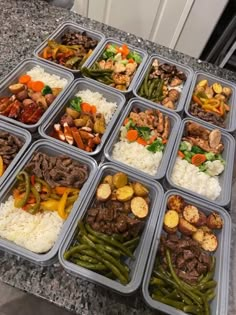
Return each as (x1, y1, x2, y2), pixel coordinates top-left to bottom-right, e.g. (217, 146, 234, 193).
(0, 58, 74, 133)
(184, 71, 236, 132)
(104, 98, 181, 181)
(133, 54, 194, 114)
(34, 21, 106, 75)
(58, 162, 164, 295)
(0, 121, 32, 190)
(166, 117, 235, 207)
(82, 38, 149, 94)
(0, 139, 97, 266)
(39, 78, 126, 157)
(142, 189, 231, 315)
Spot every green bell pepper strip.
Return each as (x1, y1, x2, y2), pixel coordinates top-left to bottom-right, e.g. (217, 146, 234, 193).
(14, 171, 31, 208)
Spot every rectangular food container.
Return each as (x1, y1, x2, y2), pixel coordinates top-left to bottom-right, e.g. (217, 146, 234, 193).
(104, 98, 181, 181)
(0, 121, 32, 189)
(184, 71, 236, 132)
(34, 21, 106, 75)
(0, 139, 97, 265)
(82, 38, 149, 94)
(142, 189, 231, 315)
(133, 54, 194, 114)
(58, 162, 164, 295)
(38, 78, 126, 157)
(0, 58, 74, 133)
(166, 117, 235, 207)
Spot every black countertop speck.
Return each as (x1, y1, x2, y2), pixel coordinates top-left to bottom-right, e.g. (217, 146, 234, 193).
(0, 1, 236, 314)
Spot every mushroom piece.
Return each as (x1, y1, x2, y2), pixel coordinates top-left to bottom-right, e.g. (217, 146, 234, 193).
(170, 77, 183, 87)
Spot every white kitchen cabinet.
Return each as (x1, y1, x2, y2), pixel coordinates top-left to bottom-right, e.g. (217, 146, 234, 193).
(72, 0, 228, 58)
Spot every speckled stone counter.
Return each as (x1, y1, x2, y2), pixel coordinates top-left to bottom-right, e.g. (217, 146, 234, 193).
(0, 1, 236, 314)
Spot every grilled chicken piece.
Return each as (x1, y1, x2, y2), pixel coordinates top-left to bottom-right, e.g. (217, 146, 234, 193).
(162, 116, 170, 139)
(186, 122, 210, 140)
(209, 129, 222, 149)
(114, 63, 126, 73)
(104, 60, 114, 70)
(98, 60, 106, 69)
(156, 110, 164, 133)
(126, 62, 137, 76)
(183, 136, 224, 154)
(112, 73, 130, 87)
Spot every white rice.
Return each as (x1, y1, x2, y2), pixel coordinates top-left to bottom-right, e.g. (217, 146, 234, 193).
(76, 89, 117, 124)
(112, 140, 163, 175)
(0, 196, 64, 253)
(26, 66, 68, 88)
(171, 157, 221, 200)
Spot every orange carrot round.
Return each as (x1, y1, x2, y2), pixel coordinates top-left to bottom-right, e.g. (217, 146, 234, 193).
(81, 102, 92, 113)
(126, 129, 138, 142)
(123, 118, 129, 126)
(27, 80, 33, 89)
(19, 74, 31, 84)
(31, 81, 45, 92)
(91, 105, 97, 114)
(191, 154, 206, 166)
(137, 137, 147, 146)
(178, 151, 185, 159)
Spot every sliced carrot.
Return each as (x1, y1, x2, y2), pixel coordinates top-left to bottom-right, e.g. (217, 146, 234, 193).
(71, 128, 85, 150)
(55, 187, 68, 195)
(162, 139, 168, 144)
(147, 135, 156, 145)
(81, 102, 92, 113)
(192, 95, 203, 106)
(224, 104, 230, 112)
(119, 44, 130, 56)
(178, 151, 185, 159)
(19, 74, 31, 84)
(136, 137, 147, 146)
(191, 154, 206, 166)
(31, 81, 45, 92)
(91, 105, 97, 114)
(128, 59, 134, 63)
(27, 80, 33, 89)
(123, 118, 130, 126)
(126, 129, 138, 142)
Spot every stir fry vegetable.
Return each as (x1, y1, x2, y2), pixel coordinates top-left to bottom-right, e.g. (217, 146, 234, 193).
(82, 43, 142, 90)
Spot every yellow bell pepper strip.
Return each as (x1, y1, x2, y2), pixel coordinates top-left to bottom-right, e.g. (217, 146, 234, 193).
(0, 156, 4, 177)
(204, 99, 220, 107)
(40, 199, 59, 211)
(55, 186, 79, 195)
(14, 171, 31, 208)
(58, 189, 71, 219)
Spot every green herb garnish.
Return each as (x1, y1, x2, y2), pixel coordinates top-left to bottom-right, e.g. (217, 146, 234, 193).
(70, 96, 82, 112)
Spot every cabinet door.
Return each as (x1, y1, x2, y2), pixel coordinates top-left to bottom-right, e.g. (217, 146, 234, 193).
(88, 0, 162, 39)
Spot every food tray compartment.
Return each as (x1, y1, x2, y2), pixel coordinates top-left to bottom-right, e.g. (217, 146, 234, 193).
(184, 71, 236, 132)
(0, 58, 74, 133)
(133, 54, 194, 114)
(0, 139, 97, 265)
(34, 21, 106, 74)
(59, 162, 164, 295)
(0, 121, 32, 189)
(82, 38, 148, 94)
(142, 189, 231, 315)
(166, 117, 235, 207)
(104, 98, 181, 180)
(39, 78, 126, 156)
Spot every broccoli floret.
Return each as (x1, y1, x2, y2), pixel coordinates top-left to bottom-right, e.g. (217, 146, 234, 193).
(215, 154, 226, 166)
(205, 152, 215, 161)
(183, 151, 194, 163)
(191, 146, 205, 154)
(199, 163, 207, 172)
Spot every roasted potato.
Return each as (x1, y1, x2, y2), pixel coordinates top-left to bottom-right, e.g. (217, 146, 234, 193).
(131, 197, 149, 218)
(110, 189, 117, 201)
(116, 185, 134, 202)
(222, 87, 232, 98)
(94, 114, 106, 134)
(206, 212, 223, 229)
(164, 210, 179, 229)
(195, 211, 207, 227)
(201, 232, 218, 252)
(214, 94, 226, 102)
(112, 172, 128, 189)
(178, 217, 197, 236)
(96, 183, 112, 201)
(212, 83, 223, 94)
(197, 80, 208, 88)
(66, 107, 80, 119)
(9, 83, 25, 94)
(163, 225, 178, 234)
(133, 182, 149, 197)
(200, 225, 212, 233)
(167, 195, 185, 213)
(192, 229, 204, 244)
(183, 205, 200, 224)
(102, 175, 113, 188)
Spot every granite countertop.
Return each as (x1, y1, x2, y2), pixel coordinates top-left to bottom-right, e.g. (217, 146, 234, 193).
(0, 1, 236, 314)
